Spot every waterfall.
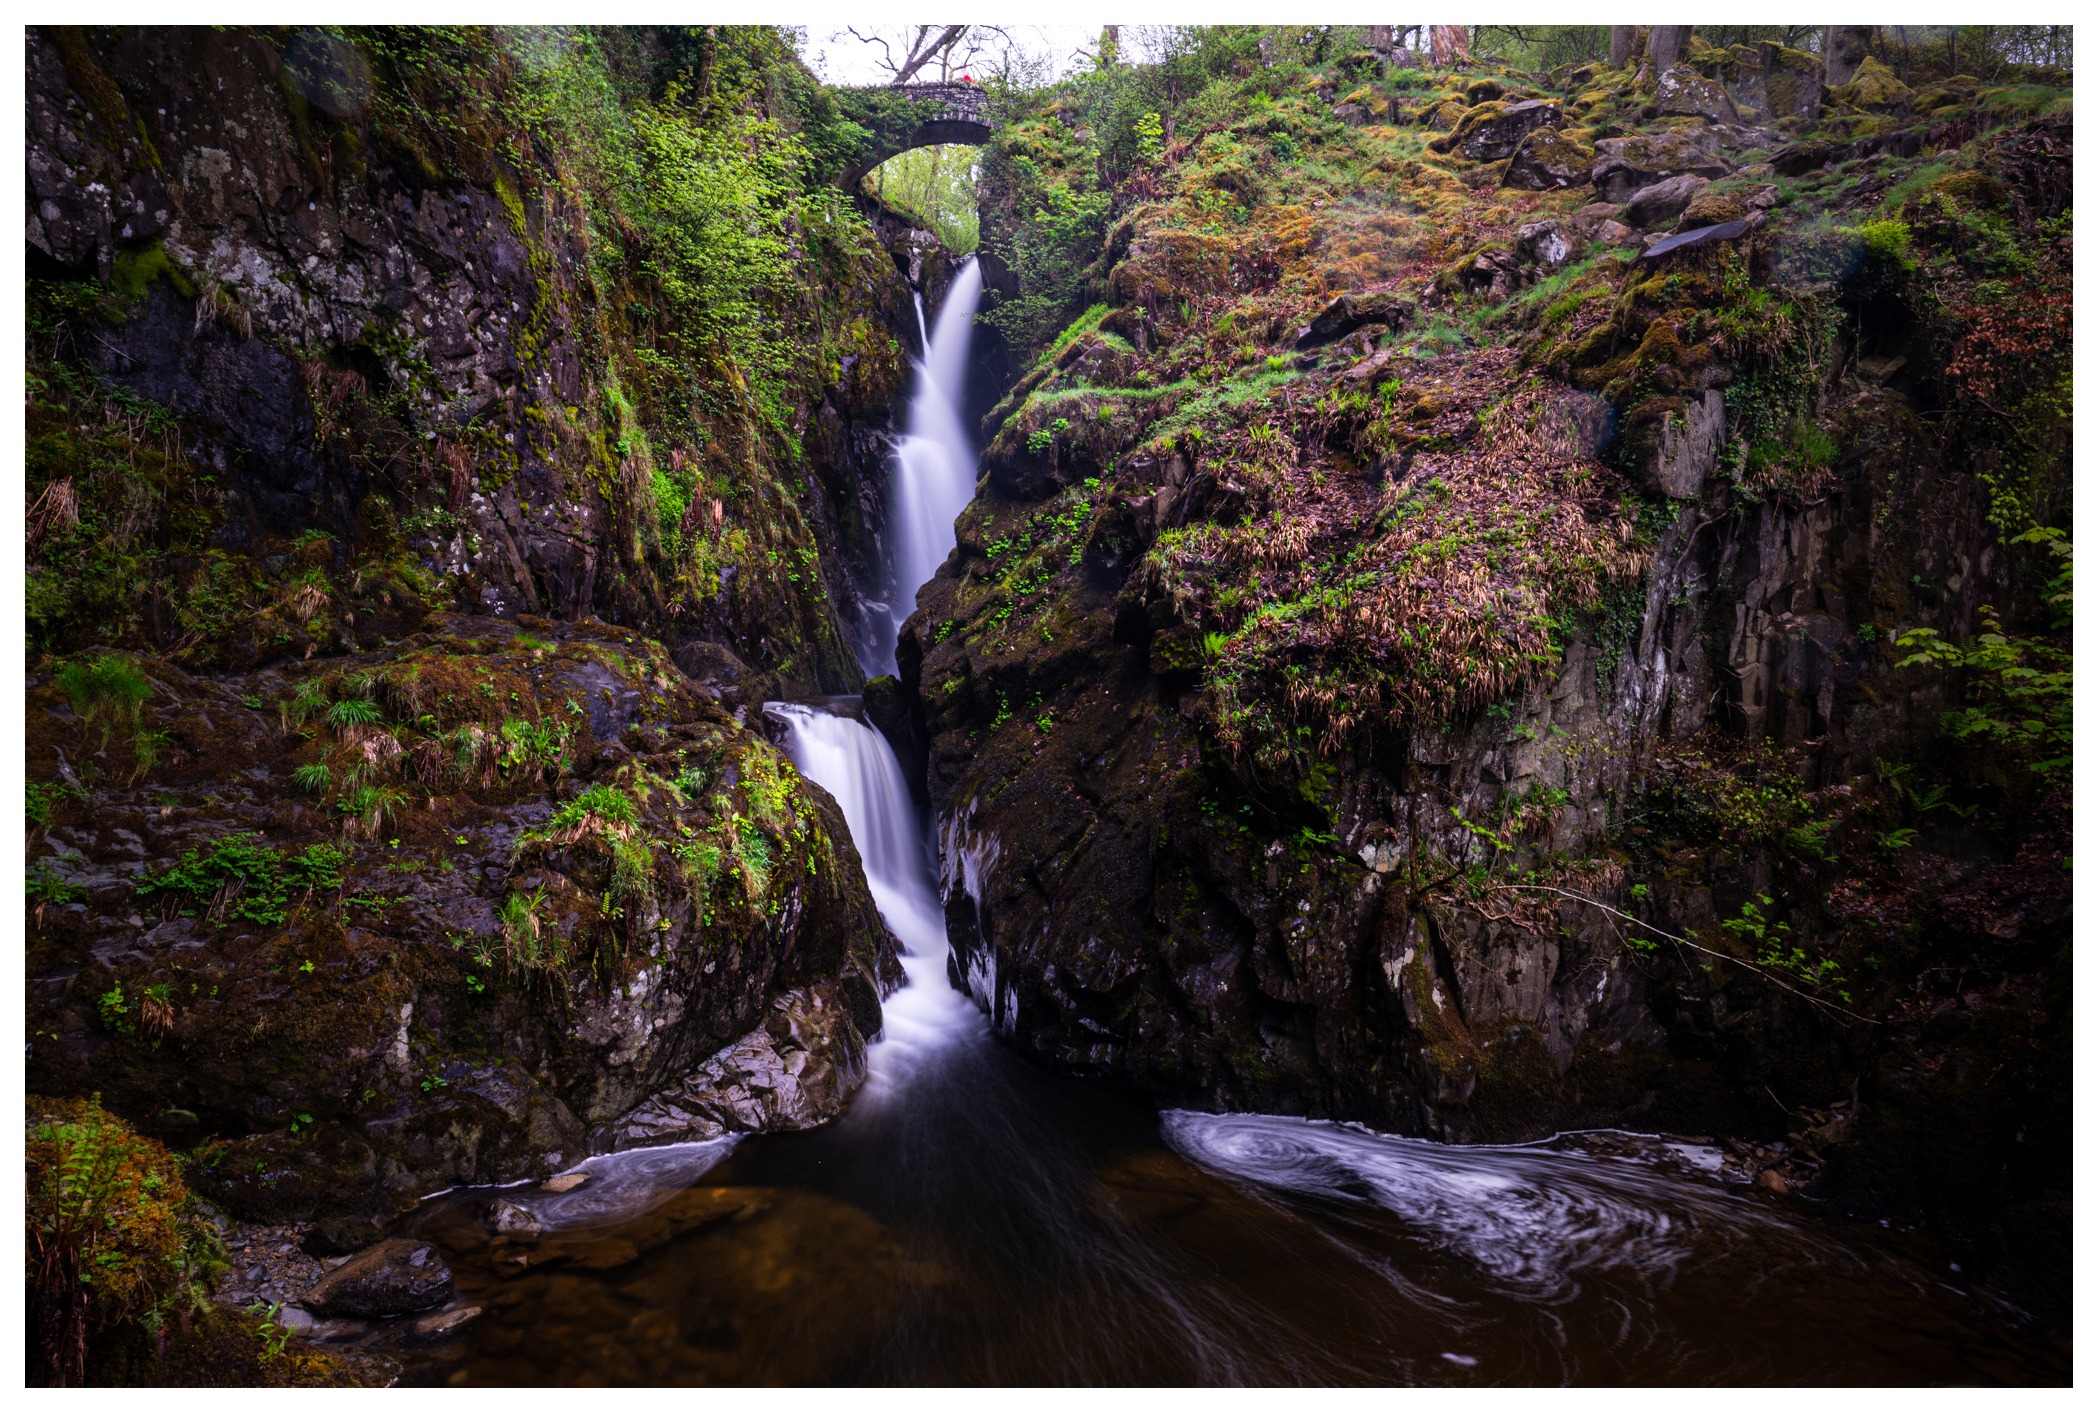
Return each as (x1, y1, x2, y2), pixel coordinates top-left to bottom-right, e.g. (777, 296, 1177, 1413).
(866, 255, 984, 676)
(765, 703, 985, 1094)
(767, 259, 988, 1090)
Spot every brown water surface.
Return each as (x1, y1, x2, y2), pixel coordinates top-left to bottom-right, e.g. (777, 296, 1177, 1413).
(399, 1030, 2066, 1386)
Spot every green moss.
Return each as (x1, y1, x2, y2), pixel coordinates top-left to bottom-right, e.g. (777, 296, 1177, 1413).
(108, 242, 198, 306)
(47, 27, 161, 169)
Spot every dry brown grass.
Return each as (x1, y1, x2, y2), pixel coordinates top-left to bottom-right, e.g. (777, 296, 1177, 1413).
(1171, 373, 1646, 764)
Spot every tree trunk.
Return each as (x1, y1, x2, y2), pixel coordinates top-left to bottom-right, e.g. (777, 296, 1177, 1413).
(1370, 25, 1394, 62)
(1430, 25, 1471, 68)
(1824, 26, 1872, 87)
(1646, 25, 1689, 78)
(1610, 25, 1639, 69)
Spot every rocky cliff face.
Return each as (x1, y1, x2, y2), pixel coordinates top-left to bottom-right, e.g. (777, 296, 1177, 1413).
(906, 48, 2070, 1305)
(24, 25, 946, 1218)
(27, 25, 924, 684)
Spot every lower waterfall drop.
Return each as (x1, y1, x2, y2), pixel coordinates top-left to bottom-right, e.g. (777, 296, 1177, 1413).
(763, 701, 984, 1096)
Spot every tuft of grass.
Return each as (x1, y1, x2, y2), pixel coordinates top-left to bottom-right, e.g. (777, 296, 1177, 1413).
(337, 784, 405, 839)
(498, 886, 566, 972)
(324, 698, 384, 732)
(55, 654, 152, 745)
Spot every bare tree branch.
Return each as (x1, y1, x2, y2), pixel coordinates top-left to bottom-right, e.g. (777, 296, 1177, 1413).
(893, 24, 970, 85)
(844, 27, 897, 75)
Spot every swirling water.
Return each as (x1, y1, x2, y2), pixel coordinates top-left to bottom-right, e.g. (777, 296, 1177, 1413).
(398, 249, 2064, 1387)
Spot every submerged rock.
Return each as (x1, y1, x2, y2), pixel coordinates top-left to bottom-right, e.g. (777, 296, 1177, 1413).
(413, 1305, 484, 1338)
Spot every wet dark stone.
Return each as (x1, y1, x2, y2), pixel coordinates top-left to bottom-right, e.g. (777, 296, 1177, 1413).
(1641, 219, 1753, 260)
(304, 1238, 453, 1318)
(1293, 291, 1416, 350)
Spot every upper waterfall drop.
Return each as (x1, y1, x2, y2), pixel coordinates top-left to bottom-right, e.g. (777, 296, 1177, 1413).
(874, 255, 984, 674)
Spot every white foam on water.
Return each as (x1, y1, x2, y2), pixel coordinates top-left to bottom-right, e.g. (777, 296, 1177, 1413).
(770, 252, 992, 1092)
(499, 1136, 740, 1230)
(1163, 1111, 1788, 1301)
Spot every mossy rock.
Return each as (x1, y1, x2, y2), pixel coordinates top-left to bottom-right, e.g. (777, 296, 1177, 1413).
(1928, 168, 2010, 211)
(1429, 99, 1504, 152)
(1761, 44, 1828, 124)
(1502, 127, 1594, 191)
(1911, 77, 1979, 113)
(1434, 99, 1563, 162)
(1676, 187, 1750, 227)
(1419, 97, 1470, 132)
(1109, 231, 1237, 306)
(1830, 56, 1914, 114)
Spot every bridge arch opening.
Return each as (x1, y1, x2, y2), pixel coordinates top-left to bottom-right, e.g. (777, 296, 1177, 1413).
(862, 144, 981, 254)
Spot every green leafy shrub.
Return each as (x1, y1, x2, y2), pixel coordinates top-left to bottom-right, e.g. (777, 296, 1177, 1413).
(1851, 217, 1915, 272)
(27, 780, 87, 828)
(546, 783, 639, 834)
(1716, 894, 1851, 1003)
(1629, 736, 1834, 859)
(29, 865, 86, 910)
(497, 717, 574, 776)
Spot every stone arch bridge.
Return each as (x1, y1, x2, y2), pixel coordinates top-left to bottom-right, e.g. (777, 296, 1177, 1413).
(833, 81, 993, 189)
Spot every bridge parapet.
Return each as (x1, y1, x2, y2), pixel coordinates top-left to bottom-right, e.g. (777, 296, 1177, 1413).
(833, 81, 994, 189)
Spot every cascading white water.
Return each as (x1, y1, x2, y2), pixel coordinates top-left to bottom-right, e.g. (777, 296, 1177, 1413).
(767, 252, 989, 1093)
(763, 702, 984, 1094)
(866, 256, 985, 675)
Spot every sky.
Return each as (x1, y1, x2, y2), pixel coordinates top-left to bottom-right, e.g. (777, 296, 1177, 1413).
(799, 23, 1132, 87)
